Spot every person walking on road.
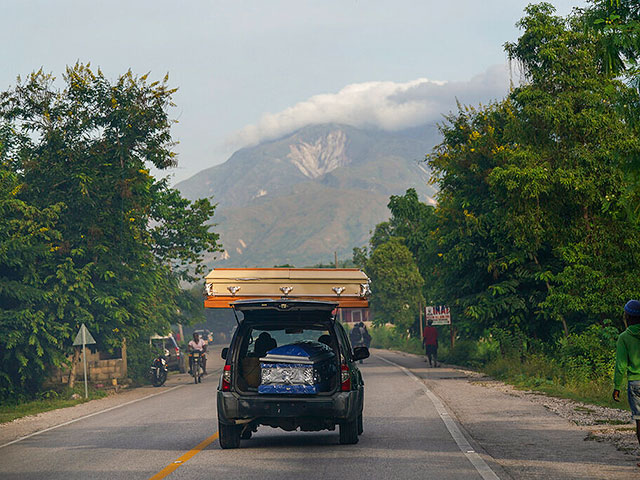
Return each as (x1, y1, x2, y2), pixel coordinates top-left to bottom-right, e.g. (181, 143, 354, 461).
(349, 322, 371, 363)
(423, 320, 438, 367)
(613, 299, 640, 467)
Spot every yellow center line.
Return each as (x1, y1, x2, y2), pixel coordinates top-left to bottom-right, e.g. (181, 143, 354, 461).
(148, 431, 219, 480)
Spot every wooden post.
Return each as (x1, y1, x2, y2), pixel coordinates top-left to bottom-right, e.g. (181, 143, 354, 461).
(450, 324, 455, 350)
(121, 338, 127, 377)
(334, 251, 338, 268)
(68, 348, 80, 388)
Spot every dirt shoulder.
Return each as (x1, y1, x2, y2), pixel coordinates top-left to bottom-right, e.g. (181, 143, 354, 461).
(458, 368, 639, 457)
(376, 348, 639, 479)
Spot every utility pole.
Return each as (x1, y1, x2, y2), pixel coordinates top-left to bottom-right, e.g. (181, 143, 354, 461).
(334, 251, 338, 269)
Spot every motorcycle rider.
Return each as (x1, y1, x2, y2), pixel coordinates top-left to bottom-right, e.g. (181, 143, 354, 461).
(188, 331, 207, 375)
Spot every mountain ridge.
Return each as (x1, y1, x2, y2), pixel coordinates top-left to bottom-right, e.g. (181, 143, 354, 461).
(176, 123, 440, 267)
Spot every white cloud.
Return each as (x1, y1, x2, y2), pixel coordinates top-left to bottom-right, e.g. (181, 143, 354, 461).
(231, 64, 510, 147)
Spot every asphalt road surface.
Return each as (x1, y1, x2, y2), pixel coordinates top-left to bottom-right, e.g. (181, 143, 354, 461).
(0, 349, 636, 479)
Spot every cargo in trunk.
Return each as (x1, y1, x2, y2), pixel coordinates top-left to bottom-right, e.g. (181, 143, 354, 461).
(259, 341, 337, 394)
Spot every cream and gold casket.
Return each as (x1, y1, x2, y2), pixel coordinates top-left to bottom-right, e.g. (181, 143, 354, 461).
(204, 268, 370, 308)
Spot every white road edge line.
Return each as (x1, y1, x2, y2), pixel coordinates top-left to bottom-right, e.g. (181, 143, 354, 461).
(0, 384, 186, 449)
(377, 356, 501, 480)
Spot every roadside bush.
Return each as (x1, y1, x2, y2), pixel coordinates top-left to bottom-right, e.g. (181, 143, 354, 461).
(0, 384, 107, 423)
(439, 336, 498, 368)
(126, 338, 155, 385)
(556, 324, 617, 383)
(368, 319, 623, 407)
(477, 324, 623, 408)
(369, 325, 423, 355)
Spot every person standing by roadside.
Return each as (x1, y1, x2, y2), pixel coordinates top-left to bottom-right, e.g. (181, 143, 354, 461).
(613, 299, 640, 467)
(423, 319, 438, 367)
(349, 322, 371, 363)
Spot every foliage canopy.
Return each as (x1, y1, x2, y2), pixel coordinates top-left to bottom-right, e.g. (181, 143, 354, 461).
(357, 3, 640, 346)
(0, 65, 222, 399)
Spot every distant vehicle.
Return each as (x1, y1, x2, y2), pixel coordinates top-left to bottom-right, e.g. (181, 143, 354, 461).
(150, 334, 186, 373)
(216, 299, 369, 449)
(193, 329, 214, 344)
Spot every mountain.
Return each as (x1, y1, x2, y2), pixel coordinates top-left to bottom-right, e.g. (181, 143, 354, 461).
(176, 123, 440, 267)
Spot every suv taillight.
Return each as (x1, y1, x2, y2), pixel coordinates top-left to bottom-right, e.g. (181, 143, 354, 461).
(340, 364, 351, 391)
(175, 347, 180, 355)
(222, 364, 232, 391)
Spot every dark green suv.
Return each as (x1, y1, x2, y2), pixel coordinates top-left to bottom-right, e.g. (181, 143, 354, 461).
(216, 299, 369, 449)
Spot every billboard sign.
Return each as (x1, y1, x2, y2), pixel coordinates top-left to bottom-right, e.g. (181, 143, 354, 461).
(425, 306, 451, 325)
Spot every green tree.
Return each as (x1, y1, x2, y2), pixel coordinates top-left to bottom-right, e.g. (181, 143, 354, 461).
(0, 165, 69, 398)
(582, 0, 640, 84)
(428, 102, 544, 338)
(424, 4, 640, 340)
(502, 3, 640, 331)
(365, 238, 424, 331)
(0, 65, 222, 398)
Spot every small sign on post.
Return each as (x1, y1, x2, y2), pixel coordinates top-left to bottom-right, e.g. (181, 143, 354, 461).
(73, 324, 96, 399)
(425, 306, 451, 325)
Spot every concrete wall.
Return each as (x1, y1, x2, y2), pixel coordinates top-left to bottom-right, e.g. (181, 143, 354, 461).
(48, 340, 128, 385)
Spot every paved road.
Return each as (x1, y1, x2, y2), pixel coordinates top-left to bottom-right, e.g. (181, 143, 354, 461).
(0, 352, 502, 480)
(1, 349, 636, 479)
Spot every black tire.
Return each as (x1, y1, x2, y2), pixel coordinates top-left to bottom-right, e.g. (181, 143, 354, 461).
(240, 428, 252, 440)
(357, 413, 363, 435)
(339, 418, 359, 445)
(151, 369, 167, 387)
(219, 421, 241, 449)
(194, 362, 201, 384)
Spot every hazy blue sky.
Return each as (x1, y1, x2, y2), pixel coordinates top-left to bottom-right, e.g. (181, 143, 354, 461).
(3, 0, 587, 183)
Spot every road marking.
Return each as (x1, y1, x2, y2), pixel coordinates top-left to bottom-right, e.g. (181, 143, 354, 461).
(148, 432, 219, 480)
(378, 356, 501, 480)
(0, 384, 185, 449)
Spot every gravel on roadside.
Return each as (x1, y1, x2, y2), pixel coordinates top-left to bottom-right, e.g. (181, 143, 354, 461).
(456, 367, 639, 457)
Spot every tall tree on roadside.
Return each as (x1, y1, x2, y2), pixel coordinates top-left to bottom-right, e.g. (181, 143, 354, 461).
(502, 3, 640, 332)
(0, 65, 222, 398)
(0, 164, 71, 398)
(425, 3, 640, 339)
(364, 237, 424, 331)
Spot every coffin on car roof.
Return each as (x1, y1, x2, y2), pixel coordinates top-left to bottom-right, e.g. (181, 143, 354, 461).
(204, 268, 370, 309)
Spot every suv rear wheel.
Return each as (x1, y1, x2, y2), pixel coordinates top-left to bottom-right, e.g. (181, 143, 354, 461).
(339, 418, 359, 445)
(219, 421, 241, 449)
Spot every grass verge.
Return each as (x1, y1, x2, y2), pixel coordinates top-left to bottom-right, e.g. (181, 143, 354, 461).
(371, 325, 629, 412)
(482, 356, 629, 411)
(0, 385, 108, 424)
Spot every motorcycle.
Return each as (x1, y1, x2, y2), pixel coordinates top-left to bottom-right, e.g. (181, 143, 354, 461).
(150, 351, 169, 387)
(190, 350, 203, 384)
